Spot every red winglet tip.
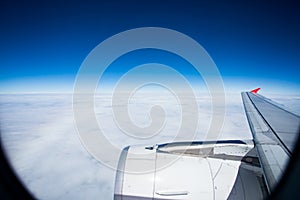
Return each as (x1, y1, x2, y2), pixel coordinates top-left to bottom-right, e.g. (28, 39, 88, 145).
(250, 88, 261, 93)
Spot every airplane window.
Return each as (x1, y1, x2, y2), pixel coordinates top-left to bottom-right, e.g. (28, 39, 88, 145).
(0, 1, 299, 200)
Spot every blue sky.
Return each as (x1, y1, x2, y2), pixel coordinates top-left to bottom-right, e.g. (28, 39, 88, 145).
(0, 0, 299, 94)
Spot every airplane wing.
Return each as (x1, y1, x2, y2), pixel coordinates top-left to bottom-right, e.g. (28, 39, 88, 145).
(114, 89, 300, 200)
(241, 89, 300, 193)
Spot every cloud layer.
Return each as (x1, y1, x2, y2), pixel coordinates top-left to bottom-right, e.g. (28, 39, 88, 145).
(0, 93, 299, 200)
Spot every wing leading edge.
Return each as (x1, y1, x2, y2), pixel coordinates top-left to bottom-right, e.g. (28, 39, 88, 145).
(242, 90, 300, 194)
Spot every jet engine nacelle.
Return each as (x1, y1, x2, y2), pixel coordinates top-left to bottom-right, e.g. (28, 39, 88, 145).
(114, 140, 254, 200)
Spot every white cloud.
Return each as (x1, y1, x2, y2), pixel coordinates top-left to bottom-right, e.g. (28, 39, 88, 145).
(0, 93, 299, 199)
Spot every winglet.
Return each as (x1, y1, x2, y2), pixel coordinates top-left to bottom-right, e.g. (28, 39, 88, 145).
(250, 88, 261, 93)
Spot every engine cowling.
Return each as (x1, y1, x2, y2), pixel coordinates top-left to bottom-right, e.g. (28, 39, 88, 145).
(114, 140, 254, 200)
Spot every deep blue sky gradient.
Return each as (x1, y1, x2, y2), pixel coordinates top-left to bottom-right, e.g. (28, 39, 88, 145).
(0, 0, 299, 93)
